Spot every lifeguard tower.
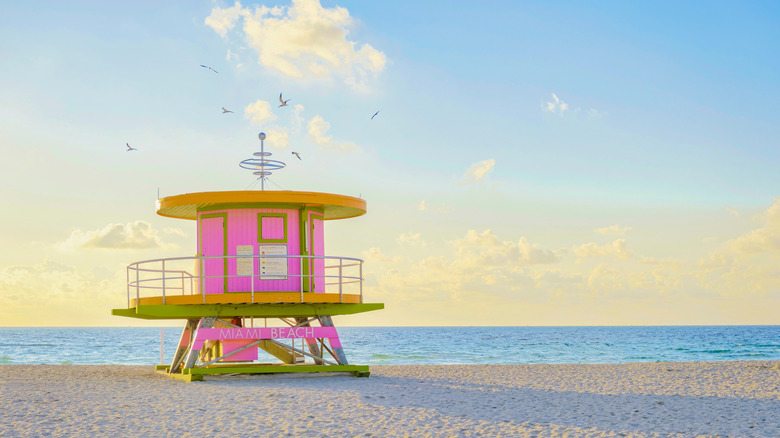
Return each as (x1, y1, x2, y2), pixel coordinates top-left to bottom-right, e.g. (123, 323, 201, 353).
(112, 133, 383, 380)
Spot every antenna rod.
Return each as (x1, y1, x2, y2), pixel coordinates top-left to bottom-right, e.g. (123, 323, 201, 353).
(259, 133, 265, 191)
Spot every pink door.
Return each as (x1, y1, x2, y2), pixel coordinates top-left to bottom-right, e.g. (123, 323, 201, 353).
(312, 218, 325, 293)
(201, 216, 225, 294)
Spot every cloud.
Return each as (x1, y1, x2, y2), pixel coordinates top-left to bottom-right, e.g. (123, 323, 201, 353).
(307, 115, 357, 151)
(163, 227, 188, 237)
(292, 104, 306, 132)
(397, 232, 426, 247)
(205, 0, 387, 88)
(725, 206, 740, 217)
(594, 224, 632, 236)
(204, 1, 245, 38)
(587, 108, 606, 118)
(264, 127, 290, 149)
(728, 197, 780, 254)
(458, 159, 495, 185)
(545, 93, 568, 116)
(60, 221, 174, 250)
(362, 247, 402, 265)
(572, 239, 630, 261)
(417, 200, 427, 211)
(698, 253, 733, 269)
(244, 99, 277, 125)
(0, 260, 122, 325)
(452, 229, 559, 268)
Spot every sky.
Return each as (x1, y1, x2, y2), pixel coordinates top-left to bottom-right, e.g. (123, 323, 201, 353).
(1, 0, 779, 327)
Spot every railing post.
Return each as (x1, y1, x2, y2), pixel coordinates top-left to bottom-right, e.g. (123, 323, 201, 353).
(338, 257, 343, 303)
(200, 256, 205, 304)
(251, 255, 255, 304)
(300, 256, 304, 302)
(126, 266, 130, 308)
(161, 259, 166, 305)
(301, 256, 308, 302)
(359, 260, 363, 303)
(135, 263, 140, 306)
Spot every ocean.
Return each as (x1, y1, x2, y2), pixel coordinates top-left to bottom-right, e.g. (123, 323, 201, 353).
(0, 326, 777, 366)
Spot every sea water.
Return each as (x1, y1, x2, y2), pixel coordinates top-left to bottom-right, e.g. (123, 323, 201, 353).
(0, 326, 777, 366)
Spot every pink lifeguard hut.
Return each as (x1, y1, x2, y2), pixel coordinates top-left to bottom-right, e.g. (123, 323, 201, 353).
(112, 133, 383, 380)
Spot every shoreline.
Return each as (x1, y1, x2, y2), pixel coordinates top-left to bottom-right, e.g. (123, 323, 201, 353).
(2, 361, 779, 437)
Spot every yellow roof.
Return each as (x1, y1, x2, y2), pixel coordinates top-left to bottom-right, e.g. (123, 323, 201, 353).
(156, 191, 366, 220)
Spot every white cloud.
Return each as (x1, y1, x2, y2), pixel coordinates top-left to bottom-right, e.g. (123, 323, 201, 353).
(728, 197, 780, 254)
(594, 224, 632, 236)
(417, 200, 427, 211)
(265, 127, 290, 149)
(458, 159, 495, 185)
(163, 227, 188, 237)
(362, 247, 402, 265)
(204, 1, 245, 38)
(0, 260, 122, 325)
(205, 0, 387, 89)
(244, 99, 277, 125)
(397, 232, 426, 247)
(725, 206, 740, 217)
(59, 221, 175, 250)
(573, 239, 630, 261)
(307, 115, 357, 151)
(545, 93, 568, 116)
(587, 108, 606, 118)
(452, 229, 559, 268)
(292, 104, 306, 132)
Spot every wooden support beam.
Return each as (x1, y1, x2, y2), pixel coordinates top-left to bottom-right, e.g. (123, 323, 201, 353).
(181, 317, 216, 371)
(317, 315, 348, 365)
(296, 317, 323, 365)
(169, 319, 198, 374)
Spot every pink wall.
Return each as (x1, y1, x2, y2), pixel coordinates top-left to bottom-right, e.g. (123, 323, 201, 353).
(309, 212, 325, 293)
(198, 208, 302, 293)
(200, 216, 224, 294)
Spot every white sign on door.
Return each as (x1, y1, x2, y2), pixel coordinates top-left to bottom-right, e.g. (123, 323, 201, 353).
(236, 245, 254, 276)
(258, 244, 288, 280)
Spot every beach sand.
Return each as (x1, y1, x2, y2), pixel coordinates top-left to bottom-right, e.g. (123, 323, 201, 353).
(1, 361, 778, 437)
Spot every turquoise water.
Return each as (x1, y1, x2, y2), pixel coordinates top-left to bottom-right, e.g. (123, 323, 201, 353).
(0, 326, 777, 365)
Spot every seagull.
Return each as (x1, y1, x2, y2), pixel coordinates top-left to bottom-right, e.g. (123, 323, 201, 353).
(200, 64, 218, 73)
(222, 107, 234, 113)
(371, 110, 380, 120)
(126, 143, 137, 151)
(291, 151, 302, 160)
(278, 93, 291, 107)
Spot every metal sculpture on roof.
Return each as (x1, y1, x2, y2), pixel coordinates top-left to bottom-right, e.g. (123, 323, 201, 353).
(238, 132, 287, 190)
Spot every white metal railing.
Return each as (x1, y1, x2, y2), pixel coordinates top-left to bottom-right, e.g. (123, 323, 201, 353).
(126, 254, 364, 307)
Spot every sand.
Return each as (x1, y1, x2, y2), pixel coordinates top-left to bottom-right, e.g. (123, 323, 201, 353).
(1, 361, 778, 437)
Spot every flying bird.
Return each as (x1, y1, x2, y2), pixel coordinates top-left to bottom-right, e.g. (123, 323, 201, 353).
(222, 107, 233, 113)
(126, 143, 137, 151)
(291, 151, 302, 160)
(200, 64, 218, 73)
(371, 110, 380, 120)
(278, 93, 291, 107)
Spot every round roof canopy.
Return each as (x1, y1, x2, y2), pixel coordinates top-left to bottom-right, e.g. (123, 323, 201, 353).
(156, 191, 366, 220)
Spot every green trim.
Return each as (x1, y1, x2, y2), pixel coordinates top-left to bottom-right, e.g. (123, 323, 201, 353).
(156, 368, 203, 381)
(113, 303, 384, 319)
(182, 364, 370, 377)
(299, 208, 325, 292)
(309, 212, 324, 292)
(258, 212, 288, 243)
(198, 203, 304, 213)
(199, 212, 229, 292)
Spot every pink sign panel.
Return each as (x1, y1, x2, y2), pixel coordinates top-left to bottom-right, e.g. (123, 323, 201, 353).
(191, 326, 341, 350)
